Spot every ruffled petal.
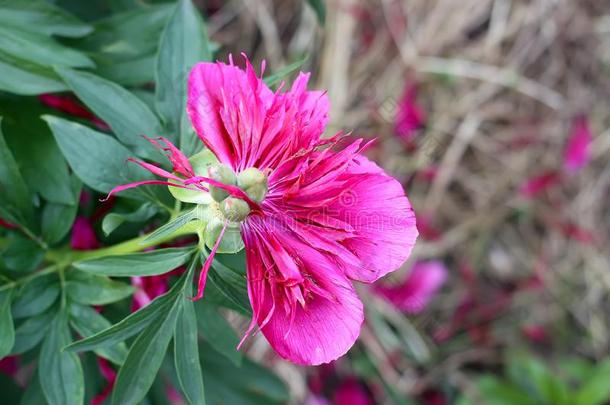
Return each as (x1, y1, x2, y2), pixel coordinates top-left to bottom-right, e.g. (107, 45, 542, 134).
(243, 223, 363, 365)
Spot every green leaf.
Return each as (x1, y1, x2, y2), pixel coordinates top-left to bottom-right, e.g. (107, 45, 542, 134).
(174, 271, 205, 405)
(102, 203, 158, 236)
(143, 208, 197, 245)
(65, 279, 181, 353)
(155, 0, 212, 151)
(66, 270, 134, 306)
(0, 372, 22, 404)
(19, 370, 46, 405)
(69, 304, 128, 365)
(263, 55, 309, 87)
(195, 300, 242, 366)
(575, 359, 610, 405)
(39, 310, 84, 405)
(0, 57, 66, 95)
(41, 202, 79, 245)
(0, 97, 77, 205)
(2, 234, 44, 272)
(0, 0, 93, 37)
(10, 309, 54, 355)
(74, 247, 193, 277)
(11, 274, 60, 319)
(44, 115, 163, 201)
(112, 287, 182, 405)
(0, 118, 34, 227)
(201, 341, 289, 404)
(0, 26, 93, 68)
(55, 68, 163, 160)
(307, 0, 326, 24)
(0, 288, 15, 358)
(205, 252, 251, 315)
(507, 354, 569, 405)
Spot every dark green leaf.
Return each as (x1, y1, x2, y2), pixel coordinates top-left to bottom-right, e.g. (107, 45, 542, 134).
(41, 202, 79, 245)
(196, 300, 242, 366)
(101, 203, 158, 236)
(307, 0, 326, 24)
(0, 118, 34, 227)
(111, 288, 182, 405)
(44, 115, 162, 201)
(0, 57, 66, 95)
(12, 274, 60, 319)
(69, 304, 128, 365)
(66, 270, 134, 306)
(19, 371, 46, 405)
(174, 274, 205, 405)
(2, 234, 44, 272)
(74, 247, 193, 277)
(0, 372, 22, 403)
(10, 309, 54, 355)
(56, 68, 163, 160)
(263, 55, 309, 87)
(0, 0, 93, 37)
(39, 310, 84, 405)
(0, 288, 15, 358)
(201, 341, 289, 404)
(65, 279, 181, 353)
(155, 0, 212, 150)
(0, 26, 93, 68)
(205, 252, 251, 315)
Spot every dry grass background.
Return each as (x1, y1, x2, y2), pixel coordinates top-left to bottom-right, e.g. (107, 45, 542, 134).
(204, 0, 610, 402)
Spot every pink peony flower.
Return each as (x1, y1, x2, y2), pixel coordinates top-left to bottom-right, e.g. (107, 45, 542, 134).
(519, 170, 561, 198)
(39, 93, 109, 131)
(374, 261, 447, 314)
(71, 216, 100, 250)
(106, 55, 418, 365)
(393, 81, 425, 148)
(564, 115, 592, 173)
(333, 377, 374, 405)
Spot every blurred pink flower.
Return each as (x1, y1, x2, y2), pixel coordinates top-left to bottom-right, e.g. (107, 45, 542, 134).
(0, 217, 17, 229)
(519, 170, 561, 198)
(107, 55, 418, 365)
(91, 358, 116, 405)
(374, 261, 447, 313)
(333, 378, 374, 405)
(39, 93, 108, 130)
(564, 115, 592, 173)
(131, 275, 169, 311)
(71, 216, 100, 250)
(394, 81, 426, 148)
(522, 324, 549, 343)
(0, 356, 18, 376)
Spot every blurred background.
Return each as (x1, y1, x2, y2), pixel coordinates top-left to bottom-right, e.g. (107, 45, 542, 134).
(214, 0, 610, 403)
(2, 0, 610, 404)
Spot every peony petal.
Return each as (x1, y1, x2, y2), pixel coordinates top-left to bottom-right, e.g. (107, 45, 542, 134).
(563, 115, 592, 173)
(374, 260, 447, 313)
(71, 217, 99, 250)
(243, 224, 364, 365)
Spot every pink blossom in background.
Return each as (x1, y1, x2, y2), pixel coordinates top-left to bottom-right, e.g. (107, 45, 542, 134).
(131, 275, 169, 311)
(39, 94, 109, 130)
(0, 356, 18, 376)
(91, 358, 116, 405)
(374, 261, 447, 313)
(71, 217, 100, 250)
(522, 324, 549, 343)
(394, 81, 426, 148)
(563, 115, 592, 173)
(519, 170, 561, 198)
(0, 217, 17, 229)
(333, 378, 374, 405)
(106, 55, 418, 365)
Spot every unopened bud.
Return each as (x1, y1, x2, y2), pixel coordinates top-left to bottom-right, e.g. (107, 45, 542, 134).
(237, 167, 268, 202)
(220, 197, 251, 222)
(208, 164, 236, 202)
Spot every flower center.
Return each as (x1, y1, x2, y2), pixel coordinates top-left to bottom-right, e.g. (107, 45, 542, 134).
(207, 164, 268, 222)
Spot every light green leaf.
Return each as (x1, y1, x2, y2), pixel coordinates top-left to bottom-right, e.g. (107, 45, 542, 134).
(307, 0, 326, 25)
(111, 287, 182, 405)
(575, 359, 610, 405)
(66, 270, 134, 306)
(168, 149, 217, 204)
(44, 115, 163, 201)
(204, 252, 251, 315)
(74, 247, 193, 277)
(11, 274, 60, 319)
(143, 208, 197, 245)
(69, 304, 128, 365)
(41, 201, 79, 245)
(56, 68, 163, 160)
(0, 288, 15, 358)
(102, 203, 158, 236)
(0, 26, 93, 68)
(263, 55, 309, 87)
(155, 0, 212, 151)
(174, 271, 205, 405)
(0, 57, 66, 95)
(39, 310, 84, 405)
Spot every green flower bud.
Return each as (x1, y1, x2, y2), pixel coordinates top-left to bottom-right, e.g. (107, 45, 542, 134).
(237, 167, 268, 202)
(208, 164, 236, 202)
(220, 197, 251, 222)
